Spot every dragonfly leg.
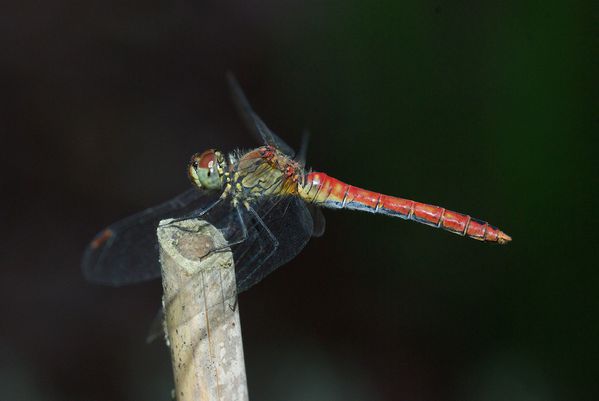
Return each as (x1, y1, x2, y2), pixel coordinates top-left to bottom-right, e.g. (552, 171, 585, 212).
(234, 205, 280, 291)
(158, 197, 224, 232)
(196, 205, 250, 258)
(168, 205, 252, 267)
(249, 205, 279, 248)
(161, 205, 250, 326)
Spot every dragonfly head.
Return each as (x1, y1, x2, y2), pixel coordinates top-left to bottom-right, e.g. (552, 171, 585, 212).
(188, 150, 226, 190)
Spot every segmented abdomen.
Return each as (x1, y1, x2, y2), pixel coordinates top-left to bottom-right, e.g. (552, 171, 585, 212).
(299, 172, 511, 244)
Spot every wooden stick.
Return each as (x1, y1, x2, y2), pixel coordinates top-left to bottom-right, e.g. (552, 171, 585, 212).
(157, 218, 249, 401)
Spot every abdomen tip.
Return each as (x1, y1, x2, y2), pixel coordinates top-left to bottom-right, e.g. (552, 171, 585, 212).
(498, 231, 512, 244)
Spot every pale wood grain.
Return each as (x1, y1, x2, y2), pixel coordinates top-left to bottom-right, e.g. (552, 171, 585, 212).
(158, 218, 248, 401)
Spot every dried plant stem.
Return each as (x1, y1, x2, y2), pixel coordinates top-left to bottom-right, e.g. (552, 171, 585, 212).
(157, 219, 248, 401)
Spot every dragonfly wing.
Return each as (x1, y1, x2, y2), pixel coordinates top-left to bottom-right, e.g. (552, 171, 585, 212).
(82, 188, 220, 286)
(296, 128, 310, 166)
(233, 196, 313, 293)
(156, 195, 314, 331)
(226, 72, 296, 157)
(146, 307, 165, 344)
(307, 204, 326, 237)
(295, 130, 325, 236)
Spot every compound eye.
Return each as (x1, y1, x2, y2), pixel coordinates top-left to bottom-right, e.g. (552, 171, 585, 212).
(188, 149, 223, 190)
(197, 150, 215, 167)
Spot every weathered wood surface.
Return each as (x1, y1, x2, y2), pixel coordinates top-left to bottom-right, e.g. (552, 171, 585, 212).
(158, 218, 248, 401)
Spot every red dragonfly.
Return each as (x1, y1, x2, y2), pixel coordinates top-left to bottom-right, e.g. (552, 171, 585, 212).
(83, 74, 510, 292)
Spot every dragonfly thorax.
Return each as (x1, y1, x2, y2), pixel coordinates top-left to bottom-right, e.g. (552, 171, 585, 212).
(228, 146, 304, 205)
(188, 149, 227, 190)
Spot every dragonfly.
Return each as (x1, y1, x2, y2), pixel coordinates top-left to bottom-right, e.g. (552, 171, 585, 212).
(82, 74, 511, 294)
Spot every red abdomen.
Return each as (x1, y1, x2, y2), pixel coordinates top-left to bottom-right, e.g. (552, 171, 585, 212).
(299, 172, 511, 244)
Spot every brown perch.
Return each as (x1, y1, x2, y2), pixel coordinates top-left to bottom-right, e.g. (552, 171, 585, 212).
(157, 218, 249, 401)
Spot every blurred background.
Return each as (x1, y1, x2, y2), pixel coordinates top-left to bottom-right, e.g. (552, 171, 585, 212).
(0, 1, 595, 400)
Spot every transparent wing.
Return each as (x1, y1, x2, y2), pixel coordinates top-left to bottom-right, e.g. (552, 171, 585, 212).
(150, 194, 315, 338)
(82, 189, 221, 286)
(233, 195, 314, 293)
(147, 195, 315, 342)
(294, 129, 325, 236)
(296, 128, 310, 166)
(226, 72, 296, 157)
(307, 204, 326, 238)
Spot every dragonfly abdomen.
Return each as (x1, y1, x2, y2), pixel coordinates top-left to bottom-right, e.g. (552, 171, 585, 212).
(300, 172, 511, 244)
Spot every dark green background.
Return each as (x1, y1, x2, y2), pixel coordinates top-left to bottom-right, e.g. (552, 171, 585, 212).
(1, 1, 595, 400)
